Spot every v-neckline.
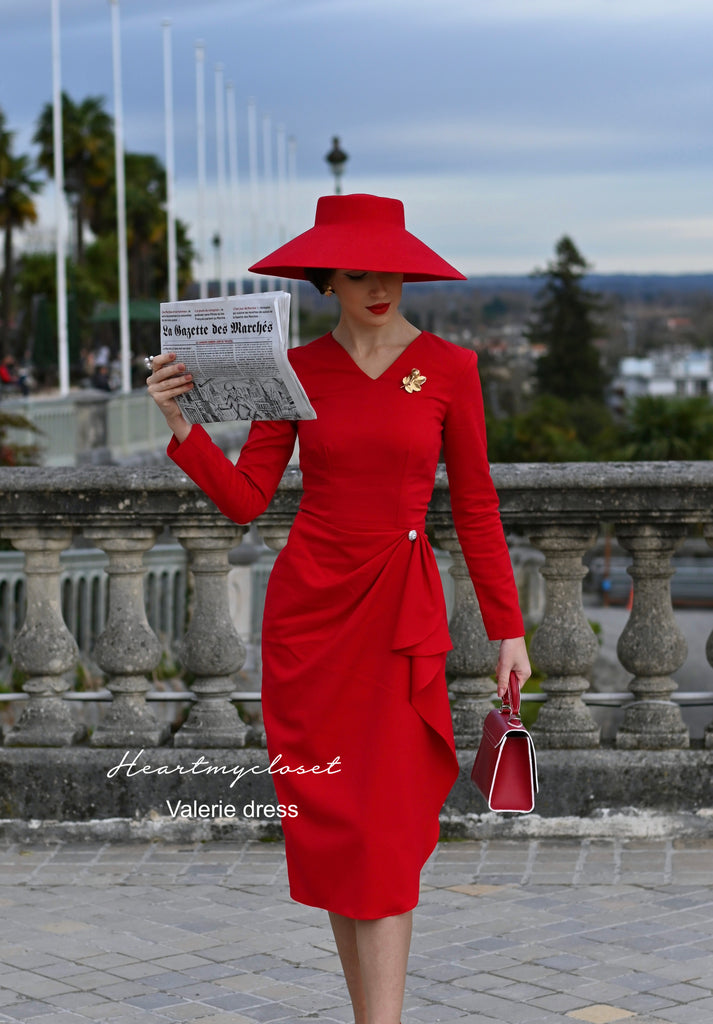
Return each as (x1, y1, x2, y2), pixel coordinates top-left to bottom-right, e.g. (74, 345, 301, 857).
(328, 331, 424, 382)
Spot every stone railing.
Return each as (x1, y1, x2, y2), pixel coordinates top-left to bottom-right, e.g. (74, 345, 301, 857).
(1, 459, 712, 748)
(1, 390, 249, 466)
(1, 461, 712, 832)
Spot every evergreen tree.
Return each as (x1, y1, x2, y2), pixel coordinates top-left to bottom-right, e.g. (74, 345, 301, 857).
(527, 236, 608, 402)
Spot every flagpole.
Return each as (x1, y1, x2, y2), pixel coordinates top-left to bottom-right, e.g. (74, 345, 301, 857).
(109, 0, 131, 394)
(276, 123, 287, 242)
(262, 113, 275, 292)
(50, 0, 70, 395)
(195, 41, 207, 299)
(287, 135, 300, 347)
(162, 19, 177, 302)
(226, 80, 242, 295)
(247, 97, 259, 293)
(276, 122, 287, 296)
(214, 62, 227, 297)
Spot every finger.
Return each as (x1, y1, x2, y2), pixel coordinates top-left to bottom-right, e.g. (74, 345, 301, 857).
(146, 354, 179, 384)
(151, 359, 183, 382)
(150, 365, 191, 389)
(149, 379, 193, 402)
(150, 352, 176, 372)
(151, 368, 191, 386)
(496, 665, 525, 698)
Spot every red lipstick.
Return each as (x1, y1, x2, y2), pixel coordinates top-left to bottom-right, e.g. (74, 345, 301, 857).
(367, 303, 390, 315)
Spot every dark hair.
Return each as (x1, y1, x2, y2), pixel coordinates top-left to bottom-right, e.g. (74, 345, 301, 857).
(304, 267, 334, 294)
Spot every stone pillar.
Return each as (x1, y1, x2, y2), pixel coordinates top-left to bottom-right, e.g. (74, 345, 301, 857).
(615, 523, 689, 749)
(173, 526, 248, 747)
(705, 524, 713, 750)
(84, 528, 169, 747)
(433, 526, 499, 746)
(74, 391, 113, 466)
(527, 524, 601, 748)
(257, 522, 291, 553)
(3, 529, 85, 746)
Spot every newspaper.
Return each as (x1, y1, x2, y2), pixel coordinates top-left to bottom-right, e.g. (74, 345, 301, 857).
(159, 291, 316, 423)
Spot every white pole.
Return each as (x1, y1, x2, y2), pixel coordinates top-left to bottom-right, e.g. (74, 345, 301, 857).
(195, 41, 207, 299)
(162, 19, 177, 302)
(276, 123, 287, 244)
(247, 97, 259, 293)
(287, 135, 300, 348)
(226, 81, 242, 295)
(262, 113, 275, 292)
(276, 122, 287, 296)
(110, 0, 131, 394)
(51, 0, 70, 395)
(214, 62, 226, 297)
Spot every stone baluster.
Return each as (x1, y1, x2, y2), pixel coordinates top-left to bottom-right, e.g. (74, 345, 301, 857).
(433, 526, 499, 746)
(257, 522, 291, 553)
(83, 528, 169, 747)
(615, 523, 689, 749)
(3, 529, 85, 746)
(173, 525, 248, 747)
(527, 524, 601, 748)
(704, 523, 713, 750)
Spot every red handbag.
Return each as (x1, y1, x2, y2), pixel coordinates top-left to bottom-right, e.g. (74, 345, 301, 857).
(471, 672, 538, 814)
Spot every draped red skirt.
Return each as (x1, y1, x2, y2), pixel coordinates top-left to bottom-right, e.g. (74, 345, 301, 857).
(260, 510, 459, 919)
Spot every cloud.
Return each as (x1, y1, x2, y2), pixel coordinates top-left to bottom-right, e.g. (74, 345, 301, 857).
(346, 116, 707, 176)
(4, 0, 712, 273)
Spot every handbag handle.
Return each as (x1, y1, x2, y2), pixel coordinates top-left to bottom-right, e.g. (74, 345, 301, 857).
(501, 670, 521, 719)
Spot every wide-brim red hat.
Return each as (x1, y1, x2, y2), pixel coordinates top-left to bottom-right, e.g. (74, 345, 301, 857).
(248, 193, 466, 282)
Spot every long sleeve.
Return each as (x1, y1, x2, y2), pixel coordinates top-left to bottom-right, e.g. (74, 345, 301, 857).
(168, 419, 297, 525)
(441, 350, 524, 640)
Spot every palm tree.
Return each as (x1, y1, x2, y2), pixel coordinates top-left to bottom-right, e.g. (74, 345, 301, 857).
(0, 115, 41, 353)
(88, 151, 195, 300)
(616, 395, 713, 460)
(33, 93, 113, 265)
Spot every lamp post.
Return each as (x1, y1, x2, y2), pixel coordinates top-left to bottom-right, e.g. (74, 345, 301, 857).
(325, 136, 348, 194)
(212, 232, 222, 295)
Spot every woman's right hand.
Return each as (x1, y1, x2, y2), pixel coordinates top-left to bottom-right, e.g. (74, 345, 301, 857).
(146, 352, 193, 444)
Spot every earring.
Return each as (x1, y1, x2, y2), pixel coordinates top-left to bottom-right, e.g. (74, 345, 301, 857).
(324, 285, 334, 296)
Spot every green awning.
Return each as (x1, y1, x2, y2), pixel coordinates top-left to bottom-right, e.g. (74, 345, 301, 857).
(91, 300, 161, 323)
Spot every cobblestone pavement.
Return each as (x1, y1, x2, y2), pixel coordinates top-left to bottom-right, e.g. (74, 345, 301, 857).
(0, 837, 712, 1024)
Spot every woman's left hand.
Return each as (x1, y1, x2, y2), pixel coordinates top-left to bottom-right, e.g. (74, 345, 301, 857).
(495, 636, 531, 699)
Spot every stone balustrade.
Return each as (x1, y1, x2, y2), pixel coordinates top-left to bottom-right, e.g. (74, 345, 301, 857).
(1, 460, 713, 831)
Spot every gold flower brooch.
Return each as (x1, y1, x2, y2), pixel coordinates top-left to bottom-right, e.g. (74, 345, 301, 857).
(401, 368, 426, 393)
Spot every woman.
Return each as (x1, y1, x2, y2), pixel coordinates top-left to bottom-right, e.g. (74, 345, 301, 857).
(148, 193, 530, 1024)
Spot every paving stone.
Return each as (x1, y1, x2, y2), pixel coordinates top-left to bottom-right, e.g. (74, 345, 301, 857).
(0, 1002, 58, 1020)
(0, 838, 712, 1024)
(566, 1007, 636, 1023)
(14, 1015, 94, 1024)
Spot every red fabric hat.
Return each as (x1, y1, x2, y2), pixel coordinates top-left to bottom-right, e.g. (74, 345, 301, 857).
(248, 193, 466, 282)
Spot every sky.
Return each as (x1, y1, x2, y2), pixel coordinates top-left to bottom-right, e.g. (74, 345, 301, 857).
(1, 0, 712, 279)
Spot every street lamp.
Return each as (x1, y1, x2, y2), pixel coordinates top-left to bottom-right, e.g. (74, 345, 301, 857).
(325, 136, 348, 194)
(212, 232, 222, 296)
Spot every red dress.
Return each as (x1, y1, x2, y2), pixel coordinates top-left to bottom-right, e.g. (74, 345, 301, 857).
(168, 331, 523, 919)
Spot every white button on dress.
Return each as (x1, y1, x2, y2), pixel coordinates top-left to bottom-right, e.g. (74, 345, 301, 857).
(408, 530, 417, 541)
